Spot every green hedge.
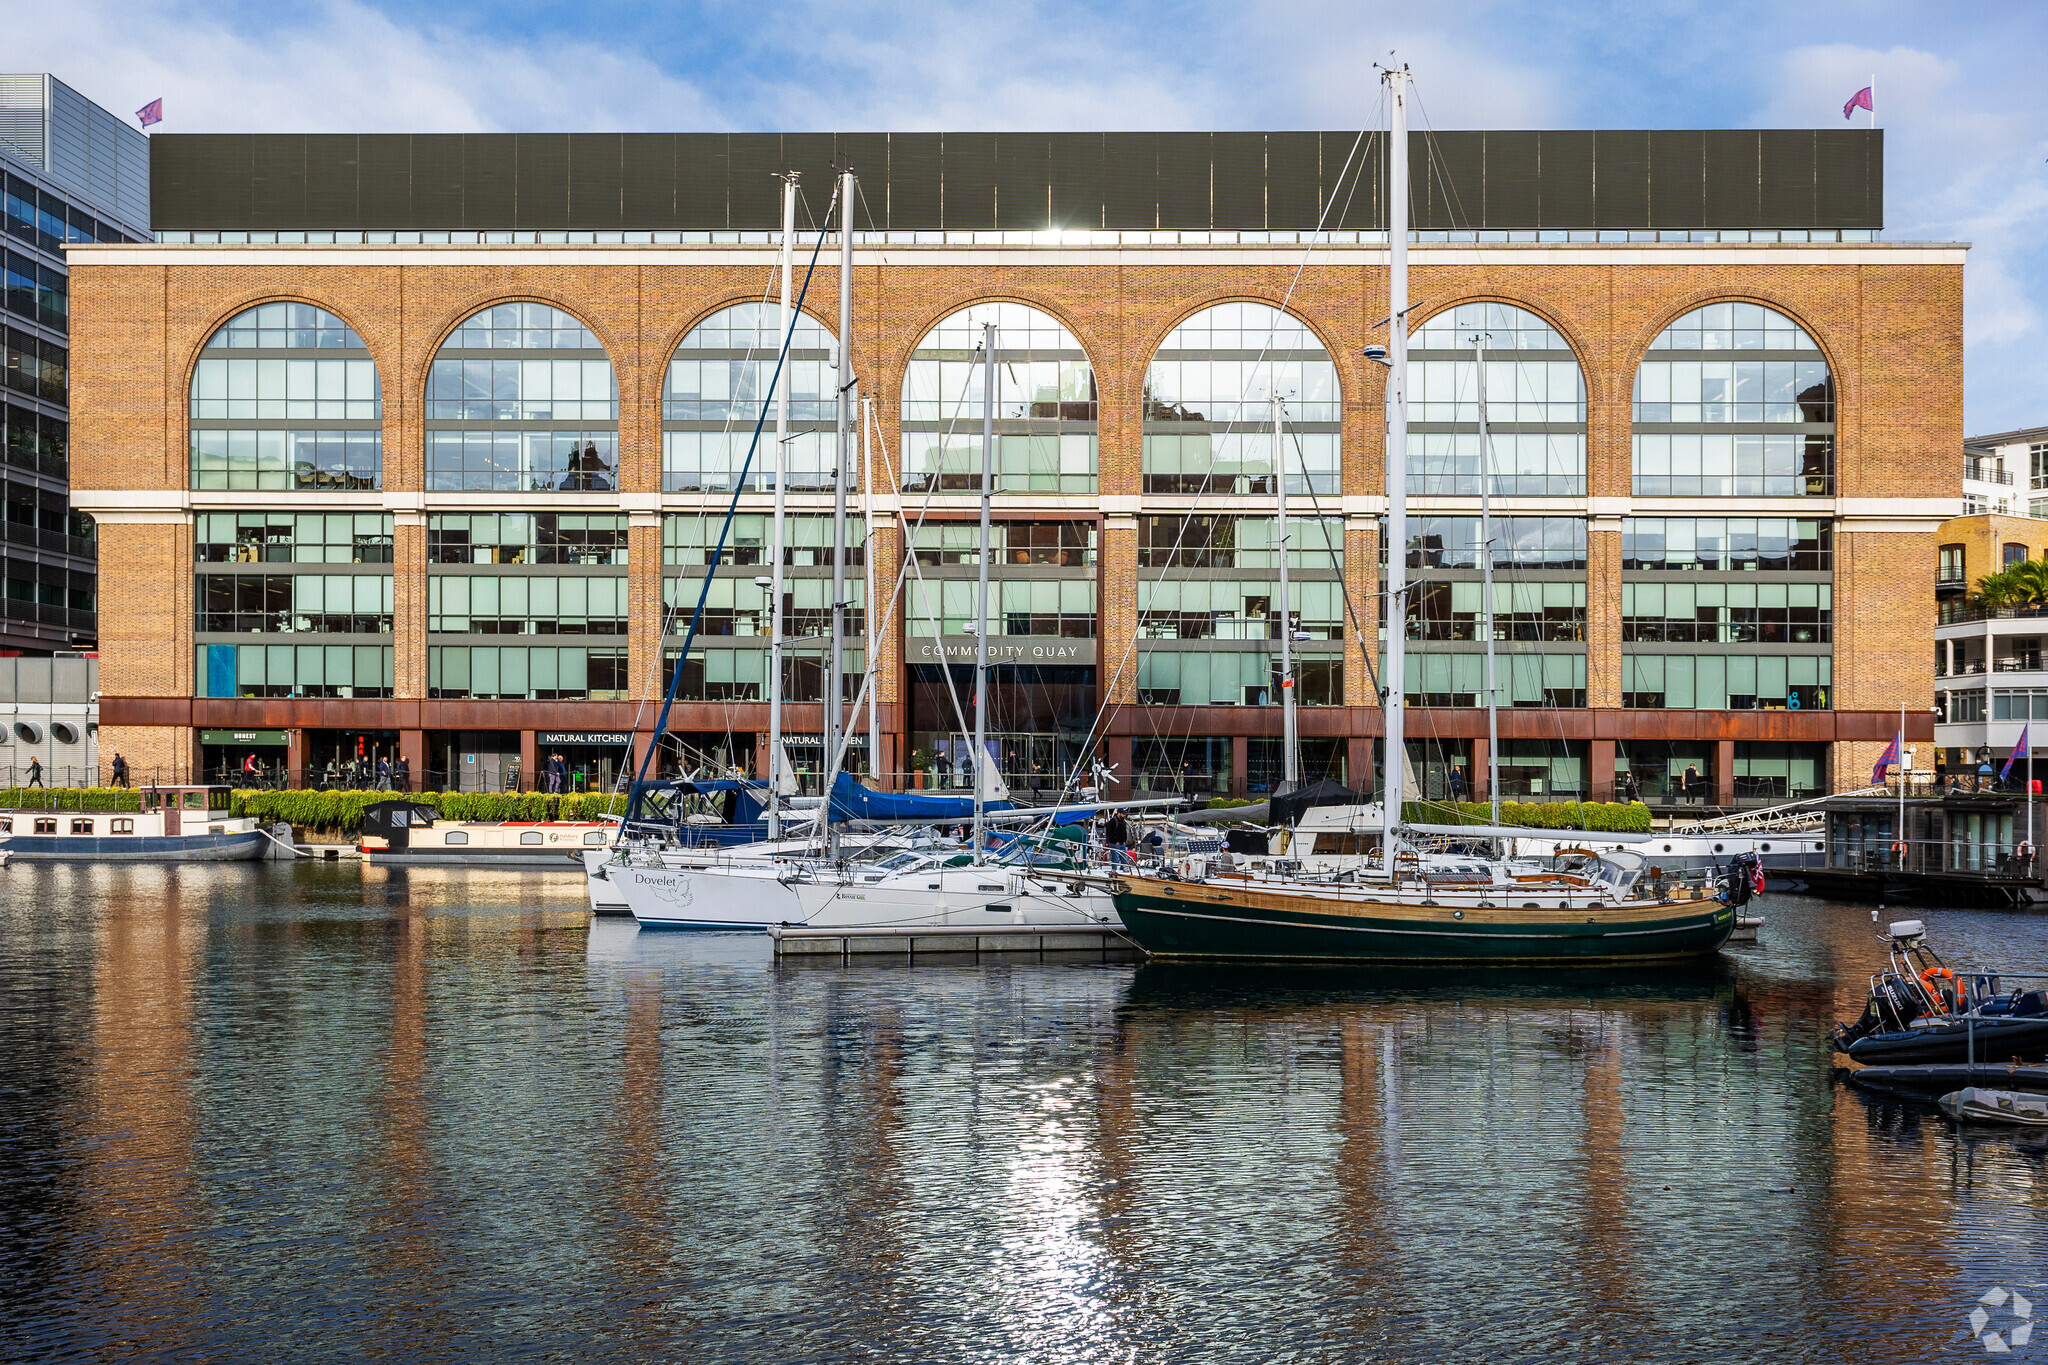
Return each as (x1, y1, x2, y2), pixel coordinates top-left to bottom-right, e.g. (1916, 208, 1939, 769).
(1402, 799, 1651, 834)
(0, 786, 144, 811)
(230, 789, 628, 835)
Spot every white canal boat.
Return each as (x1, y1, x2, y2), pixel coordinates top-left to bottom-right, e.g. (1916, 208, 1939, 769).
(0, 786, 268, 861)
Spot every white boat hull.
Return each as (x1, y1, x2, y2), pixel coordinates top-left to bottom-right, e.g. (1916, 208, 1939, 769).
(790, 867, 1121, 929)
(616, 862, 803, 929)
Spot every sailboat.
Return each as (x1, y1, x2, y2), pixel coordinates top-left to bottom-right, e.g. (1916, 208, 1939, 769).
(1107, 67, 1737, 964)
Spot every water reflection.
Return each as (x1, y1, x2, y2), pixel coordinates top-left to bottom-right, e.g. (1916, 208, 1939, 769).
(1, 864, 2046, 1361)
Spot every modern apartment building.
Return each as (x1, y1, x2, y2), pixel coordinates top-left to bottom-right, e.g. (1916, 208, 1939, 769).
(0, 74, 151, 655)
(68, 129, 1955, 799)
(1935, 439, 2048, 782)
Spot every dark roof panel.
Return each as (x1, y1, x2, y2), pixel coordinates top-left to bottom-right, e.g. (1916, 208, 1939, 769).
(148, 129, 1886, 232)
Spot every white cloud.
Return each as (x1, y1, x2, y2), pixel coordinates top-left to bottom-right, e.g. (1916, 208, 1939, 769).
(6, 0, 725, 133)
(1755, 42, 2048, 428)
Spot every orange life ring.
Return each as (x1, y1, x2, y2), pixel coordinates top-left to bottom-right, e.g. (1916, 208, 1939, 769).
(1920, 966, 1957, 1014)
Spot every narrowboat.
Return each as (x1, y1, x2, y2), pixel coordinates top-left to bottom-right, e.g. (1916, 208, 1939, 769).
(357, 798, 612, 867)
(0, 785, 268, 861)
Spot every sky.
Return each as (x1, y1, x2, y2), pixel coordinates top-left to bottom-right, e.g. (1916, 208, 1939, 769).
(15, 0, 2047, 433)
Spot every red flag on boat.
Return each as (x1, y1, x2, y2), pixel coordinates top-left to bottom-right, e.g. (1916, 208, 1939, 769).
(1842, 87, 1873, 120)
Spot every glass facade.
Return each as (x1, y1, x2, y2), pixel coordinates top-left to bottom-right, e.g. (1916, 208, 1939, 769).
(1621, 654, 1831, 711)
(428, 513, 627, 565)
(427, 646, 629, 699)
(195, 513, 394, 563)
(189, 303, 382, 490)
(900, 302, 1096, 494)
(428, 577, 628, 634)
(1410, 303, 1584, 496)
(426, 304, 616, 491)
(1621, 518, 1830, 571)
(196, 643, 393, 699)
(1144, 302, 1337, 495)
(664, 302, 838, 493)
(1139, 516, 1340, 570)
(198, 575, 393, 633)
(1633, 303, 1835, 496)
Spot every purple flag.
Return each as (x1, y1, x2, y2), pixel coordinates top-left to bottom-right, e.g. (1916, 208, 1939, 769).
(1842, 87, 1872, 120)
(136, 98, 163, 128)
(1870, 732, 1901, 785)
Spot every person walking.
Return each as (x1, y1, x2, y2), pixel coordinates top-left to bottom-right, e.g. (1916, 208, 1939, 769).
(547, 752, 566, 795)
(1681, 764, 1700, 805)
(394, 755, 411, 793)
(1448, 766, 1466, 801)
(26, 755, 42, 788)
(109, 752, 129, 789)
(377, 755, 392, 791)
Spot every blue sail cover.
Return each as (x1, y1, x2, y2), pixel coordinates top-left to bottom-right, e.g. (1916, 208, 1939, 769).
(827, 772, 1013, 823)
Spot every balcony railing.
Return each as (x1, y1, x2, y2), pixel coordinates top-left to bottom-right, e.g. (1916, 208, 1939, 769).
(1966, 459, 2014, 486)
(1941, 602, 2048, 626)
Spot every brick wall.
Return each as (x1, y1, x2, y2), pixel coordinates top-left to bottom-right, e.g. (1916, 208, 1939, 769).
(69, 244, 1962, 792)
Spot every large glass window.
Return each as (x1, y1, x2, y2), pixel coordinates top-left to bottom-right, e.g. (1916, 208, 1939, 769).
(1139, 580, 1343, 640)
(1401, 516, 1585, 570)
(428, 577, 627, 634)
(664, 302, 837, 493)
(663, 513, 862, 567)
(1622, 518, 1831, 572)
(426, 303, 615, 492)
(1139, 516, 1341, 570)
(1409, 303, 1584, 496)
(1622, 655, 1831, 710)
(195, 643, 393, 699)
(915, 521, 1096, 568)
(1621, 582, 1831, 644)
(901, 302, 1097, 494)
(1633, 302, 1834, 496)
(197, 575, 393, 633)
(1136, 654, 1341, 707)
(1408, 581, 1585, 642)
(664, 575, 864, 638)
(1144, 302, 1336, 495)
(428, 513, 627, 565)
(427, 646, 628, 700)
(189, 302, 381, 491)
(194, 513, 394, 564)
(908, 579, 1094, 638)
(662, 647, 865, 703)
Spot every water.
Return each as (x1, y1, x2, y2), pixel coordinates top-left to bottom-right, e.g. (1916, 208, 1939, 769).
(3, 863, 2047, 1362)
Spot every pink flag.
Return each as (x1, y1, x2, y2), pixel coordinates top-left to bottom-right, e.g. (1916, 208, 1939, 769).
(1870, 732, 1901, 785)
(1842, 87, 1872, 120)
(136, 98, 164, 128)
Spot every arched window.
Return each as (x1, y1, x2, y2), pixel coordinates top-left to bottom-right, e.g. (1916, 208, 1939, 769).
(1409, 303, 1584, 496)
(1143, 302, 1337, 495)
(189, 302, 381, 491)
(1633, 302, 1834, 497)
(425, 304, 616, 493)
(899, 302, 1096, 494)
(663, 302, 837, 492)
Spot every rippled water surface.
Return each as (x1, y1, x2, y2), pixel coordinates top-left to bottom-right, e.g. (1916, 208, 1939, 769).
(5, 862, 2048, 1362)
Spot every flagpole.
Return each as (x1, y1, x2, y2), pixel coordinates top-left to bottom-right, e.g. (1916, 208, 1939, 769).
(1897, 704, 1906, 872)
(1869, 72, 1876, 129)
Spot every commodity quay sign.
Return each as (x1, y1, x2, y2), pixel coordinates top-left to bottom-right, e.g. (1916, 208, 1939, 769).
(908, 639, 1096, 666)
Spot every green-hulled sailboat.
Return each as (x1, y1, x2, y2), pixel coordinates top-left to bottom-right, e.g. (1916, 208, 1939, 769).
(1109, 67, 1737, 967)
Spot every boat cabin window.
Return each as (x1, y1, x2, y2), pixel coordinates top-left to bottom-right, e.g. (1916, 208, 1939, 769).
(0, 817, 9, 833)
(183, 792, 207, 810)
(445, 831, 469, 845)
(34, 818, 56, 834)
(71, 819, 92, 835)
(583, 831, 607, 844)
(111, 819, 135, 834)
(520, 831, 544, 845)
(870, 852, 923, 873)
(1313, 833, 1374, 855)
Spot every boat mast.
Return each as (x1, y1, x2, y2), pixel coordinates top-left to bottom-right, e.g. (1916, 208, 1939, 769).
(1275, 397, 1298, 791)
(766, 172, 796, 838)
(973, 321, 995, 863)
(1381, 65, 1411, 864)
(826, 168, 853, 858)
(863, 394, 881, 787)
(1473, 331, 1500, 834)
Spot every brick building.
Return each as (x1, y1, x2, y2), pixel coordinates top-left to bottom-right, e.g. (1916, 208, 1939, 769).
(68, 130, 1956, 801)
